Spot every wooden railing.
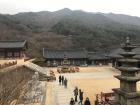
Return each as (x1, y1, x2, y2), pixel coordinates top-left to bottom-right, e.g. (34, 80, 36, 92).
(95, 92, 115, 105)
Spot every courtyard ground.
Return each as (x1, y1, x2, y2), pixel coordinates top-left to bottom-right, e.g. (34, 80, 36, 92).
(45, 66, 140, 105)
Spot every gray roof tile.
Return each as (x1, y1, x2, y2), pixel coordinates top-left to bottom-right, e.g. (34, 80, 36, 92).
(43, 48, 88, 59)
(0, 40, 27, 49)
(88, 52, 109, 60)
(109, 47, 140, 59)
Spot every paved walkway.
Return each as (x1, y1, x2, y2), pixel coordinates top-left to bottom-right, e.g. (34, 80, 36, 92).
(24, 62, 48, 75)
(54, 83, 74, 105)
(49, 68, 119, 105)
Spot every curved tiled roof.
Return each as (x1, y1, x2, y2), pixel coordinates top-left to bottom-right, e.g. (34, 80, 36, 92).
(0, 40, 27, 49)
(109, 47, 140, 59)
(43, 48, 110, 60)
(88, 52, 109, 60)
(43, 48, 88, 59)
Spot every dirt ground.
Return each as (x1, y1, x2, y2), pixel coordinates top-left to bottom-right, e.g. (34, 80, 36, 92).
(46, 66, 116, 73)
(68, 66, 119, 105)
(69, 77, 119, 105)
(46, 66, 140, 105)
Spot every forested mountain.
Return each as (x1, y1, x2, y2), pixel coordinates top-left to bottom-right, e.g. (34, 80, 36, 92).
(103, 13, 140, 26)
(0, 8, 140, 57)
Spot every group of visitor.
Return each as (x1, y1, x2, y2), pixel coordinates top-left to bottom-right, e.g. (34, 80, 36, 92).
(58, 75, 68, 88)
(70, 87, 91, 105)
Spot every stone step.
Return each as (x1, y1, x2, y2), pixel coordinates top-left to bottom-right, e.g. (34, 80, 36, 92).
(54, 81, 74, 105)
(56, 88, 72, 90)
(24, 62, 47, 75)
(56, 96, 73, 98)
(57, 101, 79, 105)
(56, 91, 73, 94)
(56, 91, 72, 93)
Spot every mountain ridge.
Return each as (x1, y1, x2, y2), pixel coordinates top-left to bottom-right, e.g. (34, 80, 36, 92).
(0, 8, 140, 57)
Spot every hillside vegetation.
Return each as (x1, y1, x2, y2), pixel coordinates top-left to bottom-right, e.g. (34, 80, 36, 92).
(0, 8, 140, 57)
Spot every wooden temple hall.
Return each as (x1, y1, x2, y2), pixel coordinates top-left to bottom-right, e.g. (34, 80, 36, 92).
(43, 48, 111, 66)
(0, 40, 28, 59)
(109, 47, 140, 67)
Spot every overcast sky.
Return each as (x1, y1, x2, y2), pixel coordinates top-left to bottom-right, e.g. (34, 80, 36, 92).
(0, 0, 140, 16)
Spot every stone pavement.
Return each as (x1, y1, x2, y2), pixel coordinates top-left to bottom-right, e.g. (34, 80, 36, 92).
(53, 78, 74, 105)
(24, 62, 48, 75)
(44, 67, 119, 105)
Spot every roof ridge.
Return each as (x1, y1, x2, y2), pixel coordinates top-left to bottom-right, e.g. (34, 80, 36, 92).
(43, 48, 87, 51)
(0, 40, 26, 42)
(0, 40, 27, 49)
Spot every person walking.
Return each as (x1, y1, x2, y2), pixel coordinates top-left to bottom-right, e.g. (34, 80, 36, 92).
(84, 97, 91, 105)
(78, 89, 81, 104)
(79, 89, 81, 96)
(58, 75, 62, 85)
(61, 75, 64, 85)
(79, 90, 83, 105)
(64, 78, 68, 88)
(70, 98, 75, 105)
(73, 87, 78, 102)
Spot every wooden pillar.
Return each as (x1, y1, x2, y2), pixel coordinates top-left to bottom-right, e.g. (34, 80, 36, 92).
(73, 60, 75, 65)
(19, 51, 21, 58)
(84, 59, 87, 65)
(12, 51, 14, 58)
(4, 49, 7, 58)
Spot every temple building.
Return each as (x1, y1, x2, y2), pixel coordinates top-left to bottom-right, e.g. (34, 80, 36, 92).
(88, 52, 111, 65)
(112, 37, 140, 105)
(43, 48, 88, 66)
(42, 48, 111, 66)
(109, 47, 140, 67)
(0, 40, 28, 59)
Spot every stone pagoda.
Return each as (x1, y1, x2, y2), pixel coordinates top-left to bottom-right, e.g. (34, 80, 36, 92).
(113, 37, 140, 105)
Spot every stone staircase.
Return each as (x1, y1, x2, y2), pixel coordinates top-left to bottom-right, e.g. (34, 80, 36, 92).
(24, 62, 47, 75)
(54, 80, 76, 105)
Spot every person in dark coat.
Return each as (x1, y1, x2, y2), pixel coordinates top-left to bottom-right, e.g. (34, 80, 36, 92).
(73, 87, 78, 102)
(70, 98, 75, 105)
(84, 97, 91, 105)
(78, 89, 81, 103)
(79, 90, 83, 105)
(58, 75, 62, 85)
(105, 94, 109, 103)
(64, 78, 68, 88)
(61, 75, 64, 85)
(95, 95, 99, 105)
(79, 89, 81, 96)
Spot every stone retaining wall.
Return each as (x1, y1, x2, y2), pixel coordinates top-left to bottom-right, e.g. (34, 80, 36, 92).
(0, 66, 34, 105)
